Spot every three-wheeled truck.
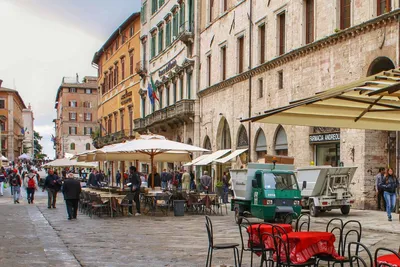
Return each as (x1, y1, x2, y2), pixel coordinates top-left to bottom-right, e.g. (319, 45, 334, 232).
(230, 156, 302, 224)
(296, 166, 357, 217)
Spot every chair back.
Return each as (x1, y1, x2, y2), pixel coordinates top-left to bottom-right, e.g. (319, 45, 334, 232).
(205, 215, 214, 247)
(126, 192, 135, 201)
(272, 231, 291, 264)
(326, 218, 344, 255)
(295, 213, 310, 232)
(347, 242, 373, 267)
(342, 220, 362, 256)
(374, 247, 400, 267)
(238, 217, 255, 249)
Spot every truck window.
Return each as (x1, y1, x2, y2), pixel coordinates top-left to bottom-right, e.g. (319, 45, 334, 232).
(263, 173, 298, 190)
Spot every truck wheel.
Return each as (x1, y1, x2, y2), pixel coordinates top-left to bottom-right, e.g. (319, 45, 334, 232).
(234, 207, 243, 224)
(309, 202, 319, 217)
(341, 205, 350, 215)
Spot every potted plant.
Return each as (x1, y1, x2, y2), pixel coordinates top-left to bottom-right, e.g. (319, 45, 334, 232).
(215, 180, 224, 197)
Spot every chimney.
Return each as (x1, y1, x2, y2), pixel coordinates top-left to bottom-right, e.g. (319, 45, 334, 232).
(0, 79, 3, 88)
(76, 73, 79, 83)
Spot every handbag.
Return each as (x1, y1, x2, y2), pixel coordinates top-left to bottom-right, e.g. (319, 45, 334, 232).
(3, 183, 7, 189)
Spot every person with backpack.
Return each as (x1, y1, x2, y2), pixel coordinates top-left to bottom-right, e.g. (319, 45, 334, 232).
(43, 169, 61, 209)
(0, 167, 6, 196)
(9, 169, 22, 204)
(24, 170, 38, 204)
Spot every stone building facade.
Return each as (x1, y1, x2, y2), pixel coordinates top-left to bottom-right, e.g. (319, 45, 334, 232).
(54, 76, 98, 159)
(198, 0, 400, 209)
(0, 87, 27, 162)
(22, 105, 34, 156)
(136, 0, 198, 171)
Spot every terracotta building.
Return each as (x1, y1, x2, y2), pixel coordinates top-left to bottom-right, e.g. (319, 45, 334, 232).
(0, 86, 27, 161)
(197, 0, 400, 209)
(53, 75, 98, 159)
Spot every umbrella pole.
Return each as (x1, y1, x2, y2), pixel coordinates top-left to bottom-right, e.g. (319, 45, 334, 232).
(151, 152, 155, 190)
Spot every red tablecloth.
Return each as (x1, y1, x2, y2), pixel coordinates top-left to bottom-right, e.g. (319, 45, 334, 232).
(275, 231, 344, 264)
(247, 224, 293, 248)
(377, 254, 400, 267)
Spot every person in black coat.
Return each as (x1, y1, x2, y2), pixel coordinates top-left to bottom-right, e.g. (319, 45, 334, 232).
(62, 173, 82, 220)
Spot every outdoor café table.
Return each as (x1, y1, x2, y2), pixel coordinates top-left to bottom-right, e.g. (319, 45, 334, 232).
(247, 224, 293, 248)
(200, 193, 217, 214)
(377, 254, 400, 267)
(275, 231, 344, 264)
(143, 193, 157, 215)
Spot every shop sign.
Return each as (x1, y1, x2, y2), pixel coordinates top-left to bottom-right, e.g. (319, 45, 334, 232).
(121, 91, 132, 105)
(309, 132, 340, 144)
(159, 60, 177, 76)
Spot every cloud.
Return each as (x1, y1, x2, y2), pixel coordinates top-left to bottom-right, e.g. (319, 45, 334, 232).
(35, 125, 54, 137)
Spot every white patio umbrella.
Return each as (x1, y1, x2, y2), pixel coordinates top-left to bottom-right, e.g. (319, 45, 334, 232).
(0, 155, 8, 161)
(79, 134, 209, 189)
(43, 158, 97, 168)
(18, 153, 31, 160)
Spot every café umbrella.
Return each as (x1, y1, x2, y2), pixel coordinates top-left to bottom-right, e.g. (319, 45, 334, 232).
(80, 134, 209, 189)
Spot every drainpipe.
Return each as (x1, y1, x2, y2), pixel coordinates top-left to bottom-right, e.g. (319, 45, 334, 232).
(248, 0, 253, 162)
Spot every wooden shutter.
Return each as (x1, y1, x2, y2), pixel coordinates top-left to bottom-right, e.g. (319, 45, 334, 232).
(238, 37, 244, 73)
(130, 53, 134, 75)
(259, 24, 266, 63)
(209, 0, 214, 22)
(279, 12, 286, 55)
(222, 46, 226, 81)
(121, 58, 125, 79)
(340, 0, 351, 29)
(223, 0, 227, 12)
(305, 0, 314, 44)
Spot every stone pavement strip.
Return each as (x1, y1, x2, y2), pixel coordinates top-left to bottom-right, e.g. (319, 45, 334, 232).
(0, 186, 399, 267)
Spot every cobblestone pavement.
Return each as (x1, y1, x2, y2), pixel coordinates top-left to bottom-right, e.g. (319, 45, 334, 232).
(0, 183, 398, 267)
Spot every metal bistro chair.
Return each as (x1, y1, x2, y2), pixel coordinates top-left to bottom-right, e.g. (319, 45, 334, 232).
(331, 220, 362, 267)
(316, 218, 344, 266)
(205, 215, 240, 267)
(374, 247, 400, 267)
(295, 213, 311, 232)
(238, 217, 264, 267)
(155, 193, 171, 216)
(89, 194, 108, 218)
(347, 242, 373, 267)
(120, 193, 134, 216)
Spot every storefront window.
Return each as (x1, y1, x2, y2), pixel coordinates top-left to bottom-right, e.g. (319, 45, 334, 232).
(316, 143, 340, 166)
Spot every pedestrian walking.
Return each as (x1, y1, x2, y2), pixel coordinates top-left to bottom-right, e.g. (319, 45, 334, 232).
(375, 167, 386, 211)
(182, 170, 191, 191)
(0, 167, 6, 196)
(43, 169, 61, 209)
(222, 172, 229, 203)
(128, 166, 141, 216)
(9, 169, 22, 204)
(200, 171, 212, 194)
(116, 170, 121, 187)
(161, 169, 168, 189)
(62, 173, 81, 220)
(24, 170, 38, 204)
(380, 168, 399, 221)
(189, 170, 195, 190)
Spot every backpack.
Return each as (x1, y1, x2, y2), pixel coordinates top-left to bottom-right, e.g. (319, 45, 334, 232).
(11, 174, 18, 186)
(28, 177, 35, 189)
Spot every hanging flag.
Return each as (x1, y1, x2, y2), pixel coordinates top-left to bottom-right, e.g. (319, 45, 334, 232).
(147, 81, 155, 106)
(21, 127, 25, 135)
(150, 77, 159, 102)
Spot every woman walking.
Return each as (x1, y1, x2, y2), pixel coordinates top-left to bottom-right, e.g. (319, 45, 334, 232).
(380, 168, 399, 221)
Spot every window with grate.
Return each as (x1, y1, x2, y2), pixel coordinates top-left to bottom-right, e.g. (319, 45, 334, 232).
(305, 0, 314, 44)
(340, 0, 351, 29)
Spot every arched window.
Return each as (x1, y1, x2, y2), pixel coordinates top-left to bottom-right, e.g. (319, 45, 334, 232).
(220, 119, 231, 149)
(274, 126, 288, 156)
(367, 56, 395, 76)
(187, 138, 193, 145)
(237, 125, 249, 148)
(70, 143, 75, 150)
(255, 129, 267, 159)
(203, 136, 212, 151)
(86, 143, 91, 150)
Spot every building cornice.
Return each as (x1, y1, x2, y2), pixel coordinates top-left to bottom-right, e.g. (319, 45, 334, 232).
(198, 10, 400, 98)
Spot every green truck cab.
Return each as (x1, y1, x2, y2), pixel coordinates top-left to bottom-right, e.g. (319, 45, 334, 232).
(230, 159, 302, 224)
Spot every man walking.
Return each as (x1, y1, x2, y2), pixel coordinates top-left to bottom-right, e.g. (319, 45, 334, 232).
(182, 170, 191, 191)
(200, 171, 212, 193)
(0, 167, 6, 196)
(62, 173, 82, 220)
(24, 170, 38, 204)
(376, 167, 386, 211)
(116, 170, 121, 187)
(9, 169, 22, 203)
(43, 169, 61, 209)
(161, 169, 168, 189)
(128, 166, 141, 216)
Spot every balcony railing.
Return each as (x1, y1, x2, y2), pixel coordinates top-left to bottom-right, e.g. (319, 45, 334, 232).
(96, 129, 133, 148)
(135, 61, 147, 78)
(178, 21, 194, 44)
(134, 99, 195, 131)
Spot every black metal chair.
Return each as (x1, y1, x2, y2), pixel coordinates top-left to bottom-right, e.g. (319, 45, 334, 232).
(374, 247, 400, 267)
(155, 193, 171, 215)
(316, 218, 344, 266)
(237, 217, 263, 267)
(120, 193, 134, 215)
(259, 226, 276, 267)
(347, 242, 373, 267)
(331, 220, 362, 267)
(295, 214, 311, 232)
(205, 215, 240, 267)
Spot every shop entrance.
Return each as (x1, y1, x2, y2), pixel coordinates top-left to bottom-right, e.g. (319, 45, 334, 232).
(316, 143, 340, 167)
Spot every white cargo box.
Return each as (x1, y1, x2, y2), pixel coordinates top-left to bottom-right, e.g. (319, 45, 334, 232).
(296, 166, 357, 197)
(230, 163, 294, 200)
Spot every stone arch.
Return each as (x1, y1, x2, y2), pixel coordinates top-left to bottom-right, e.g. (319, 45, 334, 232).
(367, 56, 395, 76)
(236, 125, 249, 148)
(216, 117, 231, 150)
(254, 128, 267, 160)
(86, 143, 91, 150)
(70, 143, 75, 150)
(274, 125, 288, 156)
(203, 135, 212, 150)
(187, 138, 193, 145)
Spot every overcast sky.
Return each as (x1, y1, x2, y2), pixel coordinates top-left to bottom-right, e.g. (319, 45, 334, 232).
(0, 0, 140, 159)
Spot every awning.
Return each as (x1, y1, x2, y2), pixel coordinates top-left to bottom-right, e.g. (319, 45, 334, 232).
(194, 149, 231, 166)
(214, 149, 248, 164)
(243, 68, 400, 131)
(183, 154, 210, 166)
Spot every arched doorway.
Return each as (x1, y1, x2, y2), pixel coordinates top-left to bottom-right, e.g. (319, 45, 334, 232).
(187, 138, 193, 145)
(236, 125, 249, 148)
(216, 118, 231, 150)
(203, 136, 212, 151)
(255, 128, 267, 160)
(274, 126, 288, 156)
(367, 56, 395, 76)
